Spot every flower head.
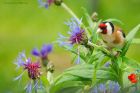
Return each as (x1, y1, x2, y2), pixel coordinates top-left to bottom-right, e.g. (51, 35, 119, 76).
(38, 0, 62, 8)
(66, 18, 88, 45)
(38, 0, 54, 8)
(32, 44, 53, 67)
(32, 44, 53, 60)
(14, 52, 42, 93)
(57, 18, 87, 64)
(15, 52, 42, 80)
(128, 73, 138, 83)
(58, 18, 88, 45)
(24, 60, 41, 79)
(48, 0, 54, 6)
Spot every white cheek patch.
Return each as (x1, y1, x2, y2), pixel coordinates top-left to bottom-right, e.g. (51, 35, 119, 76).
(106, 23, 112, 35)
(97, 28, 102, 33)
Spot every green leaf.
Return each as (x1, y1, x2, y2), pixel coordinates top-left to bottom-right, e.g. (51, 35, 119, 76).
(121, 40, 131, 56)
(91, 20, 102, 43)
(54, 64, 94, 85)
(132, 38, 140, 44)
(65, 64, 94, 79)
(126, 24, 140, 41)
(56, 87, 83, 93)
(82, 7, 102, 43)
(98, 56, 110, 67)
(96, 69, 118, 80)
(82, 7, 94, 28)
(54, 74, 82, 85)
(122, 57, 140, 70)
(121, 24, 140, 56)
(40, 75, 49, 86)
(50, 81, 84, 93)
(92, 68, 118, 86)
(87, 51, 102, 64)
(105, 18, 124, 25)
(62, 45, 87, 62)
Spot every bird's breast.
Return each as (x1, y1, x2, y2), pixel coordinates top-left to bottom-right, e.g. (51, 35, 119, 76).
(101, 34, 115, 43)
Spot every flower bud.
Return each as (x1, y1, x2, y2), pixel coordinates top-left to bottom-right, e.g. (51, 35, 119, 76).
(54, 0, 63, 6)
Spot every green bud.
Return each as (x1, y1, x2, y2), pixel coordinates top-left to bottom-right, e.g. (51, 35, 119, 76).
(54, 0, 63, 6)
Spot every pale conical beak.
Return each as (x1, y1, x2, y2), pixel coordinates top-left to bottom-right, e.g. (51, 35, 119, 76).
(96, 28, 102, 33)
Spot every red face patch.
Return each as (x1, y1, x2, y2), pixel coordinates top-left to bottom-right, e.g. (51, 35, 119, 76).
(99, 23, 107, 29)
(99, 23, 107, 34)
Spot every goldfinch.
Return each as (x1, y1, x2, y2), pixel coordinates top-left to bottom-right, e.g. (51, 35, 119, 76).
(97, 22, 125, 49)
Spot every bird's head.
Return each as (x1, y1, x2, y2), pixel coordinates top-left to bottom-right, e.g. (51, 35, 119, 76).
(97, 22, 114, 35)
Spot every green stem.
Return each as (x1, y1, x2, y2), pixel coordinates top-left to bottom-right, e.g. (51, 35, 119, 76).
(112, 58, 124, 92)
(135, 83, 138, 91)
(61, 2, 80, 22)
(119, 71, 124, 92)
(87, 41, 112, 56)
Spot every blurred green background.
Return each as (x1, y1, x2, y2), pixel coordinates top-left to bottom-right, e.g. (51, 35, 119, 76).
(0, 0, 140, 92)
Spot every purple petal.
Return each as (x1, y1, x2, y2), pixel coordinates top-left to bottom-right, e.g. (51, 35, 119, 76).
(38, 0, 46, 7)
(72, 17, 82, 25)
(91, 86, 98, 93)
(44, 3, 48, 8)
(109, 81, 113, 89)
(41, 44, 53, 57)
(25, 81, 32, 93)
(93, 86, 98, 93)
(32, 48, 40, 56)
(104, 62, 110, 67)
(65, 18, 82, 33)
(75, 55, 80, 64)
(98, 84, 106, 92)
(113, 82, 120, 93)
(58, 33, 68, 39)
(26, 58, 32, 64)
(57, 40, 73, 48)
(15, 51, 26, 69)
(47, 0, 54, 5)
(72, 26, 81, 34)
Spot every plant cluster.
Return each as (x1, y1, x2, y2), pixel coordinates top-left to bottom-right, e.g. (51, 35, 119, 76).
(14, 0, 140, 93)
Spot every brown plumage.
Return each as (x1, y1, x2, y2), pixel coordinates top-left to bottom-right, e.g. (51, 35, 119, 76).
(97, 22, 125, 49)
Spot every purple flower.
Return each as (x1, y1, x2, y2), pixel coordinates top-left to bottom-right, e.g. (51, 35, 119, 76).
(58, 18, 87, 45)
(98, 84, 106, 93)
(57, 33, 73, 49)
(66, 18, 87, 45)
(112, 82, 120, 93)
(92, 86, 98, 93)
(48, 0, 54, 5)
(14, 51, 26, 69)
(38, 0, 62, 8)
(32, 44, 53, 60)
(90, 81, 120, 93)
(14, 52, 42, 93)
(104, 62, 110, 67)
(57, 18, 87, 64)
(38, 0, 54, 8)
(24, 60, 41, 79)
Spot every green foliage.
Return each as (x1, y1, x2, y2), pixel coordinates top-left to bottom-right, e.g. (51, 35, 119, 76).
(126, 24, 140, 42)
(104, 18, 124, 25)
(51, 7, 140, 93)
(121, 24, 140, 56)
(50, 64, 93, 93)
